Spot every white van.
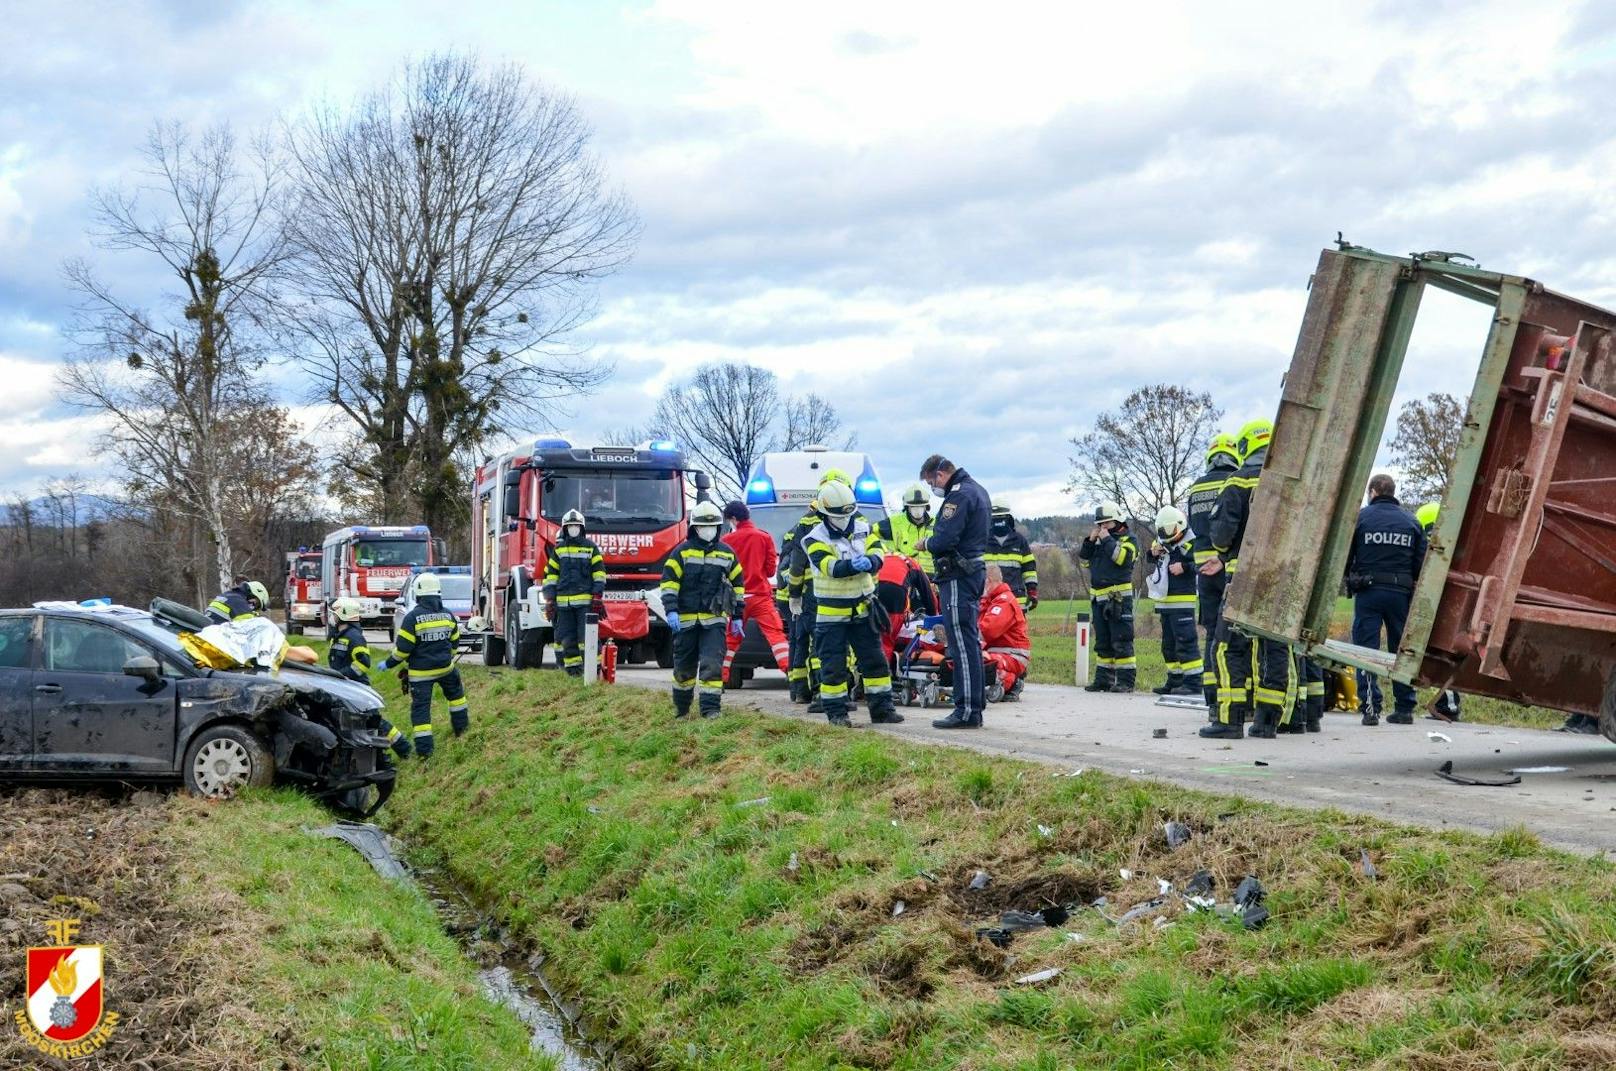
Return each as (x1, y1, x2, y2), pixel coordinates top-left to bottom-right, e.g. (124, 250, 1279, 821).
(742, 446, 890, 543)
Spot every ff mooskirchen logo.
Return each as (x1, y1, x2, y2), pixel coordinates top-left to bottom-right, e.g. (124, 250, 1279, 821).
(15, 919, 121, 1059)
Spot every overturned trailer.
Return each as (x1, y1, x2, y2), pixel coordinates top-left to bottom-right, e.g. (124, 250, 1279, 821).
(1225, 242, 1616, 742)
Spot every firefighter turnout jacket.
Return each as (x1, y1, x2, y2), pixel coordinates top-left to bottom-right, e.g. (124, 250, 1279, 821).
(205, 585, 258, 625)
(1186, 459, 1238, 566)
(803, 513, 883, 619)
(985, 518, 1039, 603)
(391, 595, 460, 681)
(1079, 528, 1140, 597)
(1209, 445, 1266, 572)
(328, 622, 374, 682)
(1345, 495, 1427, 592)
(876, 510, 935, 576)
(542, 533, 606, 607)
(1148, 534, 1198, 608)
(660, 531, 746, 625)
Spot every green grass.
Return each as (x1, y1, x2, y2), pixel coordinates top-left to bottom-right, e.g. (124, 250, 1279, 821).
(168, 790, 558, 1070)
(378, 666, 1616, 1069)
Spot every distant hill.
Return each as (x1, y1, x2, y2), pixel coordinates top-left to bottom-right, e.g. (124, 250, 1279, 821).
(1020, 514, 1091, 546)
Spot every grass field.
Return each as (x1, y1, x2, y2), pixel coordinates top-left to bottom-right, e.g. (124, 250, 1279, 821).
(380, 666, 1616, 1070)
(1025, 599, 1565, 732)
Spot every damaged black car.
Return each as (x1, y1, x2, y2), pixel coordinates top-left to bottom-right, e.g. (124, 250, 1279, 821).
(0, 600, 396, 815)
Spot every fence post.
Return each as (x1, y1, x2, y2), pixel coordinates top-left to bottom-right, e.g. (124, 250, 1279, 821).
(584, 611, 599, 684)
(1074, 609, 1090, 687)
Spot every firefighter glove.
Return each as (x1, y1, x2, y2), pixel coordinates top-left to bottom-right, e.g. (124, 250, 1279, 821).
(851, 554, 872, 573)
(789, 597, 802, 616)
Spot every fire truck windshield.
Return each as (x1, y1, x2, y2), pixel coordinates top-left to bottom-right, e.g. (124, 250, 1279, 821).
(353, 539, 430, 567)
(541, 471, 682, 529)
(295, 560, 320, 580)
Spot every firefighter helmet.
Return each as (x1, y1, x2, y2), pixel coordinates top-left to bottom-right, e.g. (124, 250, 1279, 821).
(901, 483, 929, 508)
(1237, 418, 1273, 459)
(1094, 501, 1126, 525)
(243, 580, 269, 610)
(331, 597, 364, 622)
(1154, 505, 1188, 541)
(991, 502, 1013, 521)
(561, 508, 585, 531)
(414, 572, 442, 596)
(1205, 432, 1240, 467)
(817, 479, 857, 526)
(1415, 502, 1440, 530)
(689, 500, 724, 528)
(818, 467, 853, 488)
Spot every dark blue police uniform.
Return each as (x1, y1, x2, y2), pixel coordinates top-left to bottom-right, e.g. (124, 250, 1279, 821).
(922, 468, 990, 727)
(1345, 494, 1427, 721)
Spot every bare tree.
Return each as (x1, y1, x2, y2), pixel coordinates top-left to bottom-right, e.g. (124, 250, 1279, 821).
(653, 363, 781, 499)
(283, 54, 638, 531)
(59, 123, 290, 601)
(1388, 392, 1463, 505)
(780, 393, 856, 451)
(1065, 384, 1223, 518)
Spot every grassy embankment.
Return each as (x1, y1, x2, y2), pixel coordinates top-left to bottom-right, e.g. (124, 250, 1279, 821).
(382, 665, 1616, 1069)
(1025, 599, 1563, 731)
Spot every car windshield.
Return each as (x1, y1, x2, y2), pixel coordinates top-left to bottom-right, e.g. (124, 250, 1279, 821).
(354, 539, 430, 567)
(541, 471, 682, 528)
(750, 504, 810, 544)
(436, 576, 471, 601)
(119, 616, 198, 666)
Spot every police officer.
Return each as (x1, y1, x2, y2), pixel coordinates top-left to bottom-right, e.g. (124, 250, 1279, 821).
(914, 454, 990, 729)
(660, 500, 746, 718)
(1187, 432, 1240, 711)
(985, 503, 1039, 610)
(1200, 418, 1296, 739)
(543, 508, 606, 678)
(328, 596, 410, 758)
(1147, 506, 1200, 696)
(375, 572, 468, 758)
(802, 480, 901, 727)
(207, 580, 269, 625)
(1345, 473, 1426, 725)
(1078, 502, 1140, 692)
(875, 483, 936, 578)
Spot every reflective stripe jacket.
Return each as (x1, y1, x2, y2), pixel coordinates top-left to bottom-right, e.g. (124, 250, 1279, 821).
(542, 535, 606, 606)
(205, 587, 256, 625)
(985, 524, 1038, 598)
(1186, 460, 1237, 565)
(876, 510, 935, 575)
(392, 595, 459, 680)
(787, 509, 883, 598)
(1209, 445, 1266, 572)
(722, 520, 778, 601)
(660, 534, 745, 624)
(328, 622, 373, 682)
(1147, 535, 1198, 607)
(803, 514, 882, 611)
(979, 582, 1030, 655)
(1079, 529, 1139, 597)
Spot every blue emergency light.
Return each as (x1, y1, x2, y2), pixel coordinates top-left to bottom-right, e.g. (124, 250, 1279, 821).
(534, 438, 572, 451)
(649, 439, 677, 452)
(853, 475, 883, 506)
(745, 475, 776, 504)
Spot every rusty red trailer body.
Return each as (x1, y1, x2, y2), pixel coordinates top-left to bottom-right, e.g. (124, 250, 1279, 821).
(1224, 245, 1616, 739)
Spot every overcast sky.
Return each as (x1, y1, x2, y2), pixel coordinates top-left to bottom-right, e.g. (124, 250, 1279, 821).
(4, 1, 1616, 517)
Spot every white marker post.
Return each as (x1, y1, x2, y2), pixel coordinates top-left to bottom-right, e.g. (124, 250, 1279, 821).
(583, 611, 599, 684)
(1074, 611, 1090, 687)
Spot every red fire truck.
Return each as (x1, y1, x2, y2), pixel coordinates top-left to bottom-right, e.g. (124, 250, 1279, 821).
(470, 439, 711, 668)
(283, 549, 324, 636)
(319, 525, 443, 638)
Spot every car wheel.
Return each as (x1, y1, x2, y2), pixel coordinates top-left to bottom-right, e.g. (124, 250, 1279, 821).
(483, 629, 507, 667)
(184, 724, 274, 799)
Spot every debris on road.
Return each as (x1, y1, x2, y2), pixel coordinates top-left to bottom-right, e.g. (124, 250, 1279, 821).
(736, 796, 772, 809)
(1427, 731, 1453, 743)
(1185, 869, 1215, 897)
(1152, 728, 1168, 739)
(968, 869, 992, 891)
(1359, 849, 1380, 880)
(1163, 820, 1192, 850)
(1436, 760, 1522, 787)
(1014, 967, 1063, 986)
(1509, 766, 1571, 775)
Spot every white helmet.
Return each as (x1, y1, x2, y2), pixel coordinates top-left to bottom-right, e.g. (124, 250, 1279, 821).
(414, 572, 442, 596)
(1094, 501, 1126, 525)
(817, 480, 857, 531)
(561, 508, 585, 537)
(332, 597, 364, 622)
(690, 500, 723, 540)
(1154, 505, 1188, 541)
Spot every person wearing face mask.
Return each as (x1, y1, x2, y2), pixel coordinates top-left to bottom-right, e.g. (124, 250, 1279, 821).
(783, 468, 862, 709)
(985, 503, 1039, 611)
(660, 500, 746, 718)
(875, 483, 936, 578)
(914, 454, 991, 729)
(1079, 501, 1140, 693)
(542, 508, 607, 678)
(803, 479, 900, 727)
(720, 500, 791, 683)
(1146, 505, 1201, 697)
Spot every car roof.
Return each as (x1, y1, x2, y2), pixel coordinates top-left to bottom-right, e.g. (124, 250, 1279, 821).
(1, 604, 151, 622)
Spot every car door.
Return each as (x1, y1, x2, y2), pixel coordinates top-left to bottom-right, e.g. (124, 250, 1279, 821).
(32, 616, 178, 773)
(0, 615, 36, 769)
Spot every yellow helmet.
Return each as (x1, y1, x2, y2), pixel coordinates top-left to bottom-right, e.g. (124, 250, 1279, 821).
(1237, 418, 1273, 459)
(1415, 502, 1440, 530)
(818, 467, 853, 488)
(1205, 432, 1240, 467)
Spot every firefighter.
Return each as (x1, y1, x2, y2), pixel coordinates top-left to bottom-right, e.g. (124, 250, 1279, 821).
(374, 572, 467, 758)
(914, 454, 991, 729)
(1147, 505, 1201, 696)
(328, 597, 409, 758)
(1078, 501, 1140, 692)
(661, 500, 746, 718)
(542, 509, 606, 679)
(1345, 473, 1427, 725)
(1287, 655, 1326, 734)
(985, 503, 1040, 610)
(721, 501, 792, 682)
(783, 468, 865, 710)
(979, 565, 1031, 700)
(206, 580, 269, 625)
(1199, 417, 1296, 739)
(802, 479, 901, 727)
(1187, 432, 1240, 711)
(876, 483, 936, 577)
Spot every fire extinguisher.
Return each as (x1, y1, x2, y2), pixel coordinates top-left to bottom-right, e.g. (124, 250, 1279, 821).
(600, 639, 618, 684)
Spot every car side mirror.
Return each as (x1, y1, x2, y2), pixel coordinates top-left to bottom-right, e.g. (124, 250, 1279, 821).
(123, 655, 161, 682)
(693, 471, 712, 492)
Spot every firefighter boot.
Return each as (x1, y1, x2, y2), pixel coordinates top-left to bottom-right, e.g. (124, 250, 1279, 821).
(1306, 695, 1324, 733)
(1110, 667, 1136, 694)
(1084, 667, 1114, 693)
(789, 680, 811, 704)
(1199, 714, 1245, 739)
(1249, 709, 1277, 739)
(1153, 673, 1181, 696)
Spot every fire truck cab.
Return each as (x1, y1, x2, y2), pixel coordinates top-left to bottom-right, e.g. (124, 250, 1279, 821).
(319, 525, 441, 638)
(471, 439, 711, 669)
(283, 549, 324, 636)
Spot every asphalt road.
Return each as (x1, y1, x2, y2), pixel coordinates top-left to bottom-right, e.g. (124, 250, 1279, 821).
(610, 663, 1616, 856)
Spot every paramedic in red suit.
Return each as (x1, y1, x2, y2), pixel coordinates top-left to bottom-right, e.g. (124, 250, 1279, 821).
(875, 551, 938, 663)
(979, 565, 1031, 699)
(721, 501, 792, 681)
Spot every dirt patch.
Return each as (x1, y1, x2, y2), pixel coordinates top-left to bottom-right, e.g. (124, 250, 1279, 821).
(0, 786, 278, 1070)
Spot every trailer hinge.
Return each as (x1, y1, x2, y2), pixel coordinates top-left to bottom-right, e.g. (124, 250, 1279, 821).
(1486, 467, 1530, 518)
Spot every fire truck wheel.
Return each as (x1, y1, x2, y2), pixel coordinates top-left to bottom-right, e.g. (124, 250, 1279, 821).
(507, 599, 545, 669)
(287, 621, 302, 637)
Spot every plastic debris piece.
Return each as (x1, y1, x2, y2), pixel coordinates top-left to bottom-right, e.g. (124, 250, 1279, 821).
(1426, 731, 1452, 743)
(1359, 849, 1379, 880)
(1119, 868, 1133, 880)
(1129, 768, 1146, 774)
(736, 796, 771, 808)
(1254, 760, 1269, 767)
(1509, 766, 1570, 774)
(892, 900, 906, 917)
(1066, 932, 1087, 943)
(968, 870, 992, 891)
(975, 927, 1014, 948)
(1153, 916, 1173, 930)
(1014, 967, 1063, 985)
(1090, 895, 1108, 909)
(890, 819, 899, 827)
(787, 852, 799, 872)
(1117, 898, 1167, 925)
(1436, 760, 1521, 787)
(919, 869, 939, 882)
(1240, 903, 1270, 930)
(1152, 727, 1168, 739)
(1039, 905, 1070, 927)
(998, 910, 1048, 932)
(1037, 824, 1054, 838)
(1233, 876, 1265, 908)
(1185, 870, 1215, 897)
(1157, 878, 1172, 895)
(1163, 820, 1192, 850)
(1186, 895, 1217, 911)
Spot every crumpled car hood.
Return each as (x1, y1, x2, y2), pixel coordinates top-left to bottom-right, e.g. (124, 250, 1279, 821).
(275, 665, 386, 712)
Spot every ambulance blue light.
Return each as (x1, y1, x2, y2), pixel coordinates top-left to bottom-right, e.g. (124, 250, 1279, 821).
(746, 477, 776, 504)
(854, 477, 882, 505)
(649, 439, 677, 452)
